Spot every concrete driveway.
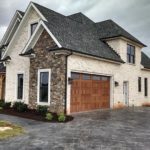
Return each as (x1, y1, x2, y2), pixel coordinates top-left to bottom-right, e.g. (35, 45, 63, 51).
(0, 107, 150, 150)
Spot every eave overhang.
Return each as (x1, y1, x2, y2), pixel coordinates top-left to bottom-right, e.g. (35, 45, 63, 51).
(0, 56, 11, 62)
(48, 47, 124, 64)
(101, 36, 146, 48)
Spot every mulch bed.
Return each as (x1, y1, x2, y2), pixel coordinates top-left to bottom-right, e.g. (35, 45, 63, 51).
(0, 108, 74, 123)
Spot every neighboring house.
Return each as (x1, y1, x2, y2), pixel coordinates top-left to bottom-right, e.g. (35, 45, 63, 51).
(0, 2, 150, 114)
(0, 10, 24, 101)
(0, 63, 5, 100)
(0, 48, 6, 100)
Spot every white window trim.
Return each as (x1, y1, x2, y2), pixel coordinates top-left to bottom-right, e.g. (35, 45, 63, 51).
(28, 20, 39, 39)
(16, 72, 25, 101)
(37, 69, 51, 105)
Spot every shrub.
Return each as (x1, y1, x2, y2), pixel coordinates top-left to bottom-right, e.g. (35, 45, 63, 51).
(13, 102, 28, 112)
(0, 107, 3, 111)
(0, 101, 11, 109)
(58, 113, 66, 122)
(36, 105, 48, 116)
(45, 113, 53, 121)
(0, 100, 5, 107)
(3, 102, 11, 109)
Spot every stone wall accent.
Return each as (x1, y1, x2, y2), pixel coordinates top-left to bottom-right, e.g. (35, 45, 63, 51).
(29, 30, 67, 113)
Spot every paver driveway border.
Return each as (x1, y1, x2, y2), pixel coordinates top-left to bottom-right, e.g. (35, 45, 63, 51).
(0, 107, 150, 150)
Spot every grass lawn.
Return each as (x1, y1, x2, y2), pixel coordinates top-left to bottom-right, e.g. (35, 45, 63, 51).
(0, 120, 24, 139)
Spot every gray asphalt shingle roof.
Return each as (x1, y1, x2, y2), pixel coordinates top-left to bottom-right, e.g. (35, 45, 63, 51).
(17, 10, 25, 17)
(33, 2, 146, 63)
(95, 20, 146, 47)
(141, 52, 150, 69)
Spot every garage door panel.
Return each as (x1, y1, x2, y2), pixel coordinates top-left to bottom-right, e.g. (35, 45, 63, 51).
(70, 73, 110, 113)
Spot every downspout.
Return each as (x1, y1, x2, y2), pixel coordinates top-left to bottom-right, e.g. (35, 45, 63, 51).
(64, 51, 73, 114)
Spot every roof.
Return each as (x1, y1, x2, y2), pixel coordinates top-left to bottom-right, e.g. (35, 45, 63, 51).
(68, 12, 94, 25)
(32, 2, 124, 63)
(0, 56, 11, 62)
(17, 10, 25, 17)
(95, 20, 146, 47)
(20, 49, 34, 56)
(141, 52, 150, 69)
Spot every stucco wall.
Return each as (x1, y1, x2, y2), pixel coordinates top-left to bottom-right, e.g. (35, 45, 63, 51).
(5, 8, 41, 103)
(67, 39, 150, 114)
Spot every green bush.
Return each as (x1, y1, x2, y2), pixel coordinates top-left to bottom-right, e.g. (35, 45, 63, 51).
(36, 105, 48, 116)
(0, 107, 3, 111)
(45, 113, 53, 121)
(3, 102, 11, 109)
(58, 113, 66, 122)
(0, 101, 11, 109)
(13, 102, 28, 112)
(0, 100, 5, 107)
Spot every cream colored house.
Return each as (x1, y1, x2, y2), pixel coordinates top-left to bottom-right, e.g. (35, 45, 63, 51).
(0, 2, 150, 114)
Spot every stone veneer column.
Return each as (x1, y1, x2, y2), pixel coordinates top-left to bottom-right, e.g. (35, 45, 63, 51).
(29, 30, 67, 113)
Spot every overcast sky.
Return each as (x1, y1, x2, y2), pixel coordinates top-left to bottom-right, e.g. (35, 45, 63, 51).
(0, 0, 150, 56)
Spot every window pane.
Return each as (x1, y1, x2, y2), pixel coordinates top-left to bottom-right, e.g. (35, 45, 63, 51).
(92, 75, 101, 80)
(102, 76, 109, 81)
(40, 72, 49, 102)
(130, 47, 135, 55)
(82, 74, 90, 80)
(31, 23, 38, 35)
(127, 44, 135, 64)
(71, 73, 80, 79)
(17, 74, 23, 99)
(127, 54, 130, 63)
(144, 78, 148, 96)
(138, 77, 141, 92)
(127, 45, 131, 54)
(130, 56, 134, 63)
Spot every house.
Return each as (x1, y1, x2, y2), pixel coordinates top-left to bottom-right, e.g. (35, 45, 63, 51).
(0, 63, 5, 100)
(0, 47, 6, 100)
(0, 2, 150, 114)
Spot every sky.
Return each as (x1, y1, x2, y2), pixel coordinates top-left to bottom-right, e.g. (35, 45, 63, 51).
(0, 0, 150, 56)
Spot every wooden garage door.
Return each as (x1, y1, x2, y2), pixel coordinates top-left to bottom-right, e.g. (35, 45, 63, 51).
(70, 73, 110, 113)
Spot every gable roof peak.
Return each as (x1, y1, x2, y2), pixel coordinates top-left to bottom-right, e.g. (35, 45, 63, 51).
(68, 12, 94, 24)
(95, 19, 146, 47)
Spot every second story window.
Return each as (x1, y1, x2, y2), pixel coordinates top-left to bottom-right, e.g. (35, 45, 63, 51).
(30, 22, 38, 36)
(127, 44, 135, 64)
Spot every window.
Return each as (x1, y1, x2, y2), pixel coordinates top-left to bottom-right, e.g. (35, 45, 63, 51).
(144, 78, 148, 96)
(127, 44, 135, 64)
(92, 75, 101, 80)
(102, 76, 109, 81)
(17, 74, 23, 99)
(30, 23, 38, 36)
(71, 73, 80, 80)
(82, 74, 91, 80)
(38, 69, 50, 104)
(138, 77, 141, 92)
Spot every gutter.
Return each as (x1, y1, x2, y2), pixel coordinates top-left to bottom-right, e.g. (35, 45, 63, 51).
(64, 51, 73, 114)
(48, 47, 124, 64)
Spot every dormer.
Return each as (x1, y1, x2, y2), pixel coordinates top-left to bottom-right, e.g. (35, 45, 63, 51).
(95, 20, 146, 65)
